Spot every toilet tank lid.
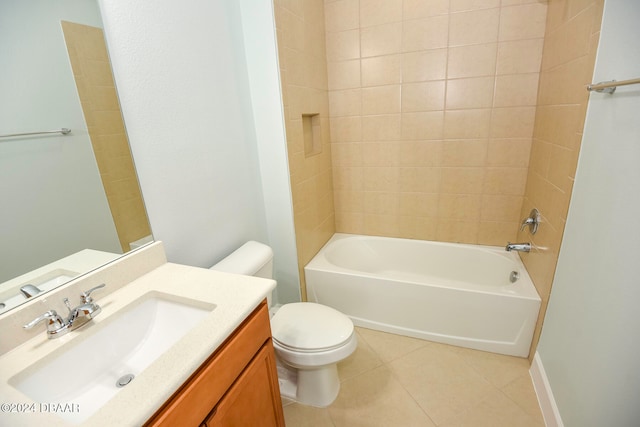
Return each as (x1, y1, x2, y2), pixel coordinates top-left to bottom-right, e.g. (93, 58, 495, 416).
(210, 241, 273, 275)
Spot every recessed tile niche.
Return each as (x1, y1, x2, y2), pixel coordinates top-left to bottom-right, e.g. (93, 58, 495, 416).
(302, 113, 322, 157)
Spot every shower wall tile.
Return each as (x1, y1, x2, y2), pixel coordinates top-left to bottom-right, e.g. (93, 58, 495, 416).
(363, 167, 400, 191)
(401, 81, 446, 112)
(450, 0, 500, 13)
(449, 9, 500, 46)
(486, 139, 532, 168)
(447, 43, 498, 79)
(361, 55, 402, 86)
(329, 89, 362, 117)
(501, 0, 545, 5)
(324, 0, 359, 32)
(490, 107, 536, 138)
(362, 143, 400, 167)
(398, 141, 443, 167)
(496, 39, 545, 75)
(484, 168, 529, 195)
(441, 140, 488, 167)
(498, 3, 548, 41)
(62, 21, 151, 253)
(480, 195, 523, 222)
(478, 221, 520, 246)
(399, 193, 439, 217)
(275, 0, 336, 300)
(401, 111, 445, 140)
(446, 77, 495, 109)
(330, 117, 362, 142)
(398, 167, 441, 193)
(494, 74, 541, 107)
(436, 219, 480, 244)
(403, 0, 450, 18)
(440, 168, 485, 194)
(360, 23, 402, 57)
(402, 49, 448, 82)
(360, 0, 403, 27)
(443, 109, 491, 139)
(331, 143, 363, 167)
(520, 0, 605, 359)
(328, 59, 361, 90)
(439, 194, 482, 220)
(326, 30, 360, 61)
(402, 16, 449, 51)
(362, 86, 402, 115)
(361, 115, 401, 141)
(326, 0, 547, 247)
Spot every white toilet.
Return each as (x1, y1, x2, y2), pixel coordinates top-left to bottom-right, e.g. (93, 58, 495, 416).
(210, 241, 357, 407)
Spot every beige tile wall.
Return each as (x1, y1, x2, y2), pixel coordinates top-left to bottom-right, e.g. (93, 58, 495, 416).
(62, 21, 151, 253)
(273, 0, 335, 299)
(326, 0, 547, 245)
(518, 0, 604, 359)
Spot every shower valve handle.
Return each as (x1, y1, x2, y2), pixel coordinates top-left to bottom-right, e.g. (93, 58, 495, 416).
(520, 208, 540, 235)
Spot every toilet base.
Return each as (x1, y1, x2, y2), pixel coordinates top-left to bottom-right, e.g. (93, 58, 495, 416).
(276, 361, 297, 401)
(276, 358, 340, 408)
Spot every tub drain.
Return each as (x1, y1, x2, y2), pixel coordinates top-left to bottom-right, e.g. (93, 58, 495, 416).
(116, 374, 135, 388)
(509, 271, 520, 283)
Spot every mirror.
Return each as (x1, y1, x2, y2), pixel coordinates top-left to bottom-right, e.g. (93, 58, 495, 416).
(0, 0, 152, 314)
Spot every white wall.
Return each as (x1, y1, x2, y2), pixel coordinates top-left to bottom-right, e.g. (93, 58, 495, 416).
(99, 0, 300, 303)
(537, 1, 640, 425)
(0, 0, 120, 283)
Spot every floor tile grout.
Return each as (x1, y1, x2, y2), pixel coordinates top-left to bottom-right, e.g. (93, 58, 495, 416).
(283, 327, 544, 427)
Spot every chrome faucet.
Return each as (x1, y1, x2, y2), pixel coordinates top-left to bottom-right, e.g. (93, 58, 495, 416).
(19, 284, 42, 298)
(505, 242, 531, 252)
(24, 284, 105, 339)
(520, 208, 541, 235)
(63, 284, 105, 330)
(23, 310, 67, 338)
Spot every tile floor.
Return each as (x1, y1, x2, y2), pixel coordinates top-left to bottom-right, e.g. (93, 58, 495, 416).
(282, 327, 544, 427)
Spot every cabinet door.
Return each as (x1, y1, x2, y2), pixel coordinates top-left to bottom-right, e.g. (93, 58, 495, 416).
(205, 340, 285, 427)
(145, 303, 272, 427)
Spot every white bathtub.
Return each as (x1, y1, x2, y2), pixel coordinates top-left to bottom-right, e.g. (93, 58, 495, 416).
(304, 234, 541, 357)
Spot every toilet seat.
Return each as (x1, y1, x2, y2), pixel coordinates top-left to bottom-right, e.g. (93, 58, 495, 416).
(272, 331, 357, 369)
(271, 302, 354, 352)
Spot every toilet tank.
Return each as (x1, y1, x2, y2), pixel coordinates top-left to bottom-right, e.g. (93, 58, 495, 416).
(210, 241, 274, 279)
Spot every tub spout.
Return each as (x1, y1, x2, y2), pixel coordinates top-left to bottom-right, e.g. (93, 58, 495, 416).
(505, 242, 531, 252)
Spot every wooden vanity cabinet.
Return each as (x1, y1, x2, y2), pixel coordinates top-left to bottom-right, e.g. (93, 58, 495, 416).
(145, 301, 286, 427)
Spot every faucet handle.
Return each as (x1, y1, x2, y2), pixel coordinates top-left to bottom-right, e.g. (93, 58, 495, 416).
(63, 298, 73, 313)
(24, 310, 66, 333)
(520, 208, 540, 235)
(520, 217, 534, 230)
(81, 284, 106, 304)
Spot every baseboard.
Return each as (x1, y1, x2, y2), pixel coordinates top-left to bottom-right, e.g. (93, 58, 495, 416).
(530, 352, 564, 427)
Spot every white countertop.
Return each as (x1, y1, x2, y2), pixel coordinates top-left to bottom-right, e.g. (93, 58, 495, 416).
(0, 262, 275, 426)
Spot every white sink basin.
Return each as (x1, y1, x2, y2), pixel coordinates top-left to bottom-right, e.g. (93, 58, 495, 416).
(9, 292, 214, 424)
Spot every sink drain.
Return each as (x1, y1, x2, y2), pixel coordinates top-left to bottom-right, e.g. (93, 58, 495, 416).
(116, 373, 135, 388)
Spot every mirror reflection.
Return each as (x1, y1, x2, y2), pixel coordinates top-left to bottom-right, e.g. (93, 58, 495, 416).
(0, 0, 152, 314)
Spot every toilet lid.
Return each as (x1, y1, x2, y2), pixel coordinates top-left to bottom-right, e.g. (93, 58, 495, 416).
(271, 302, 354, 351)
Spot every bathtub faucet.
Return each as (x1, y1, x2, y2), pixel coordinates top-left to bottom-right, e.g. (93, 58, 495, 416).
(505, 242, 531, 252)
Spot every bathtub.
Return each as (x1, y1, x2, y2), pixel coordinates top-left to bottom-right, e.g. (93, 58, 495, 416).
(304, 234, 541, 357)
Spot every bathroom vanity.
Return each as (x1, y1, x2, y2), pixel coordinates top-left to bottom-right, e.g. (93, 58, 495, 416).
(0, 242, 285, 426)
(145, 302, 284, 427)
